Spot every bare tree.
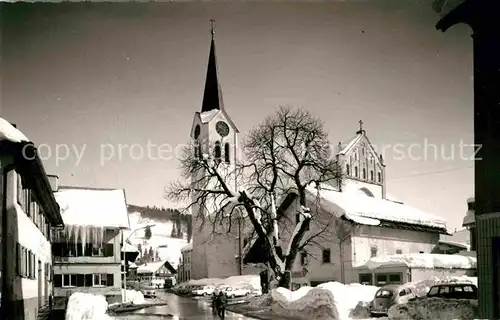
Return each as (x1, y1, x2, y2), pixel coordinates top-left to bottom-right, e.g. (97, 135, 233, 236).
(166, 106, 343, 288)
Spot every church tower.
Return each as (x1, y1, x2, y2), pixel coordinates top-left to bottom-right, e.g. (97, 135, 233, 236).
(189, 21, 239, 280)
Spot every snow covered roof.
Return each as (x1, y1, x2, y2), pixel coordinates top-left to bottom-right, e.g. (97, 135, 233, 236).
(0, 117, 29, 143)
(438, 239, 470, 250)
(307, 184, 447, 231)
(358, 253, 476, 270)
(54, 187, 130, 229)
(181, 243, 193, 252)
(136, 260, 176, 274)
(128, 262, 138, 268)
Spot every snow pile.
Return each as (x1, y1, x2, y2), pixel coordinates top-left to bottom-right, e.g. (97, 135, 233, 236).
(362, 253, 476, 270)
(123, 290, 145, 304)
(250, 282, 379, 320)
(248, 293, 273, 308)
(0, 117, 29, 143)
(271, 286, 338, 320)
(387, 297, 477, 320)
(65, 292, 111, 320)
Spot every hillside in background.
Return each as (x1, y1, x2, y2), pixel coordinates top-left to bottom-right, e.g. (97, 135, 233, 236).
(127, 204, 192, 242)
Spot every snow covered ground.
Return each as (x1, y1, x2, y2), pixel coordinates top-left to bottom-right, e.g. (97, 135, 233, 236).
(125, 212, 188, 268)
(245, 275, 479, 320)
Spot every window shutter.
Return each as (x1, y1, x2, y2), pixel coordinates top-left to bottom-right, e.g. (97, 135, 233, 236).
(107, 274, 114, 287)
(16, 243, 22, 276)
(54, 274, 62, 287)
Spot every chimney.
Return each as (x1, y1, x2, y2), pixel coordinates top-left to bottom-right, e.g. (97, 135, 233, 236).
(47, 175, 59, 192)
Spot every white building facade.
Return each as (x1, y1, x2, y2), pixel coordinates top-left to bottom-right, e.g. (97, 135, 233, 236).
(1, 120, 65, 319)
(51, 185, 130, 308)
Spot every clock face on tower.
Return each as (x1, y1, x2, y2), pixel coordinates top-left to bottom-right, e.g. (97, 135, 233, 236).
(216, 121, 229, 137)
(194, 125, 200, 139)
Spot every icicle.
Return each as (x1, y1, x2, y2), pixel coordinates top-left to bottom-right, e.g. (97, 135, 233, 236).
(81, 225, 88, 255)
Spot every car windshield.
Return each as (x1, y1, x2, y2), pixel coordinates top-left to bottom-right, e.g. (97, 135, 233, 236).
(376, 289, 394, 298)
(428, 286, 440, 296)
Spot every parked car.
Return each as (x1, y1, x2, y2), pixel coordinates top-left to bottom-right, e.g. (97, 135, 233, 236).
(425, 282, 478, 300)
(140, 284, 157, 298)
(370, 285, 416, 317)
(192, 285, 216, 296)
(222, 286, 252, 298)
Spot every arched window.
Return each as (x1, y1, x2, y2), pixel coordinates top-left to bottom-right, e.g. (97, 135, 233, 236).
(362, 168, 366, 179)
(354, 167, 358, 177)
(214, 141, 221, 160)
(224, 143, 230, 163)
(346, 164, 350, 175)
(370, 170, 374, 181)
(377, 172, 381, 182)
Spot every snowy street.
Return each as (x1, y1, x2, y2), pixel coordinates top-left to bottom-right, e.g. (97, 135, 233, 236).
(112, 292, 259, 319)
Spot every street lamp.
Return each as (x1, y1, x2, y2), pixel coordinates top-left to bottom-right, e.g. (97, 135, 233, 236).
(122, 224, 156, 303)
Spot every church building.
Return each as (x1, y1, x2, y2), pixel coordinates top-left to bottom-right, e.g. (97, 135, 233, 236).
(244, 122, 450, 287)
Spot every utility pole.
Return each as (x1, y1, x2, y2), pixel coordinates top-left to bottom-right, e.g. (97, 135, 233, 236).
(238, 216, 242, 275)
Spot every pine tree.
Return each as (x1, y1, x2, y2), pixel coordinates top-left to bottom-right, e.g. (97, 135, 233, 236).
(144, 225, 152, 240)
(171, 223, 177, 238)
(148, 247, 154, 261)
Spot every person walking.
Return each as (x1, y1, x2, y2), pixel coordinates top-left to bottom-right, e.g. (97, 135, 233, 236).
(216, 291, 227, 320)
(211, 292, 218, 315)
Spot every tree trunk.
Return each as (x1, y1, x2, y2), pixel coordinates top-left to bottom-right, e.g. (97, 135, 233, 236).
(277, 271, 292, 289)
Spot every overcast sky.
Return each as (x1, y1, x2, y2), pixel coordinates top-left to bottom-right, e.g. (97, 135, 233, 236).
(2, 1, 473, 230)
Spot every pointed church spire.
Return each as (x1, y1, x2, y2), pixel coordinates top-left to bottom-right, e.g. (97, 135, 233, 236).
(201, 19, 224, 113)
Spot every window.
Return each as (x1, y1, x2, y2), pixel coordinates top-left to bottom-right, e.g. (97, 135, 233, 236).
(370, 170, 374, 181)
(375, 289, 393, 298)
(92, 244, 104, 256)
(370, 246, 378, 258)
(375, 274, 387, 286)
(396, 249, 402, 254)
(468, 202, 475, 210)
(62, 274, 74, 287)
(300, 251, 308, 266)
(322, 249, 331, 263)
(354, 167, 358, 177)
(359, 274, 373, 285)
(419, 251, 424, 254)
(389, 273, 402, 284)
(362, 168, 366, 179)
(377, 172, 381, 182)
(214, 141, 221, 160)
(346, 164, 350, 175)
(93, 274, 108, 287)
(224, 143, 230, 163)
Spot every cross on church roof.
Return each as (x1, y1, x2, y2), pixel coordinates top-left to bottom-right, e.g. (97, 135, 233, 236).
(357, 120, 365, 135)
(210, 19, 215, 38)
